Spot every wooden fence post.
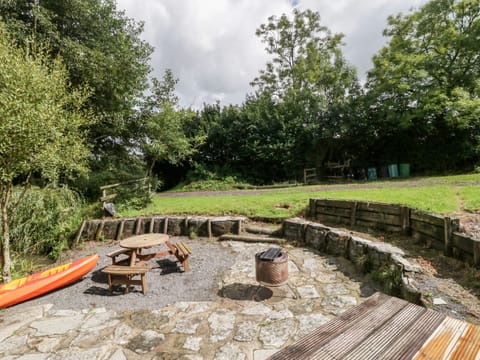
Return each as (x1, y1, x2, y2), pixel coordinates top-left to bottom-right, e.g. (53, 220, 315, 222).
(95, 221, 105, 241)
(400, 206, 410, 235)
(473, 239, 480, 267)
(207, 219, 212, 238)
(74, 220, 86, 246)
(135, 218, 142, 235)
(116, 220, 125, 240)
(444, 217, 453, 256)
(350, 202, 357, 226)
(149, 217, 155, 233)
(163, 218, 169, 234)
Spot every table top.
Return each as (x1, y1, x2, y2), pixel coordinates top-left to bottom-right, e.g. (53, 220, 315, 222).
(119, 233, 169, 249)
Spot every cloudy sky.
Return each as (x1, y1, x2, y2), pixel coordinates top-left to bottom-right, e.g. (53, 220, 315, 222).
(116, 0, 428, 108)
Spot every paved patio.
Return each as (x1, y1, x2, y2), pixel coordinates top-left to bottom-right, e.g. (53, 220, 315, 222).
(0, 240, 376, 359)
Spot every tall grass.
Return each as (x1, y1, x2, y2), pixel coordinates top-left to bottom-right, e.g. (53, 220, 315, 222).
(6, 185, 84, 260)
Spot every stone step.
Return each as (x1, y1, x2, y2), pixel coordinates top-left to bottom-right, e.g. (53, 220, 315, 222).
(218, 234, 286, 244)
(244, 225, 282, 237)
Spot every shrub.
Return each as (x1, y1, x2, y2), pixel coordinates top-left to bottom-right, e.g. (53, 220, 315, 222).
(4, 185, 84, 259)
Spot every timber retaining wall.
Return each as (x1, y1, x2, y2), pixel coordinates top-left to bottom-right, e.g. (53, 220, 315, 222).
(75, 216, 245, 244)
(309, 198, 480, 266)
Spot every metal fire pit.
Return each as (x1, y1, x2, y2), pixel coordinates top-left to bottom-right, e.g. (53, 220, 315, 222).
(255, 248, 288, 287)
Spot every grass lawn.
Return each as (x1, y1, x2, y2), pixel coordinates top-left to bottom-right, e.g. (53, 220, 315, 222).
(119, 173, 480, 220)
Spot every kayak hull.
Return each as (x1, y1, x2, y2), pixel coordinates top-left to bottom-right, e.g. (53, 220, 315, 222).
(0, 254, 98, 309)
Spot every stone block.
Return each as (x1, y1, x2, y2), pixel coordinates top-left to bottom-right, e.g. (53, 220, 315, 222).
(305, 223, 330, 251)
(283, 218, 309, 242)
(325, 230, 351, 257)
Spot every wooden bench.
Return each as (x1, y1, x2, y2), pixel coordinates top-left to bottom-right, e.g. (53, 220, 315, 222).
(106, 248, 131, 264)
(101, 265, 150, 294)
(172, 241, 192, 272)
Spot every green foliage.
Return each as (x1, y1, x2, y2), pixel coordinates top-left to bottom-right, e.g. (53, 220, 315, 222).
(0, 23, 92, 280)
(0, 28, 93, 184)
(371, 264, 403, 296)
(365, 0, 480, 171)
(5, 186, 84, 260)
(139, 69, 204, 178)
(352, 254, 371, 273)
(115, 178, 158, 212)
(0, 0, 153, 154)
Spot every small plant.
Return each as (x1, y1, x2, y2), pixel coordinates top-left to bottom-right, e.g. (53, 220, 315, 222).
(189, 229, 198, 239)
(352, 254, 371, 273)
(371, 264, 403, 296)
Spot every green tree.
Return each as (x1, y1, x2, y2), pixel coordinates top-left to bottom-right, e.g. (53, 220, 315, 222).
(0, 0, 153, 159)
(0, 26, 92, 281)
(251, 9, 359, 174)
(366, 0, 480, 171)
(139, 70, 203, 179)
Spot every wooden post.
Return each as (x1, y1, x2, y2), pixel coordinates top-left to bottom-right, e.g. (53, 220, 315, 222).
(350, 202, 357, 226)
(135, 218, 142, 235)
(207, 219, 212, 238)
(95, 221, 105, 241)
(400, 206, 410, 235)
(116, 220, 125, 240)
(473, 239, 480, 267)
(74, 220, 87, 246)
(163, 218, 169, 234)
(444, 217, 453, 257)
(309, 199, 315, 219)
(149, 217, 155, 233)
(237, 219, 242, 235)
(184, 217, 189, 236)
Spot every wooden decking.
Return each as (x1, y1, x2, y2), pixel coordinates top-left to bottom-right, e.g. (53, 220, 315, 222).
(269, 292, 480, 360)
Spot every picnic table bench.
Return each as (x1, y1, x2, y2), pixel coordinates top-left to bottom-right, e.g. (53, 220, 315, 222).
(101, 264, 150, 294)
(106, 248, 131, 264)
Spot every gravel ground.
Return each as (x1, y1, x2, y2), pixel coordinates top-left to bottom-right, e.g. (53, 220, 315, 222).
(5, 237, 237, 312)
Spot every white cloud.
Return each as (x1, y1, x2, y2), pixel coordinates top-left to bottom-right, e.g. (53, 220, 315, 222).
(116, 0, 428, 108)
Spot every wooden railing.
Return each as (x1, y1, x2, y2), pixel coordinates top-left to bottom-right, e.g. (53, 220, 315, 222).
(99, 178, 149, 207)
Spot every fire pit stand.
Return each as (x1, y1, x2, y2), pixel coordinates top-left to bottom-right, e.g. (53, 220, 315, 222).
(255, 248, 289, 287)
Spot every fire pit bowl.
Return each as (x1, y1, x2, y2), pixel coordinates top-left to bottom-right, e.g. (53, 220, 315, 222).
(255, 248, 289, 287)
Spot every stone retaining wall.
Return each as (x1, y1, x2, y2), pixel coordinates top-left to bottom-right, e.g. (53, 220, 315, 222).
(283, 217, 423, 303)
(75, 216, 246, 244)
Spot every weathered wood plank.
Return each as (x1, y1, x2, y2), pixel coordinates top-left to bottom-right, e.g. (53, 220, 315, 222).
(451, 232, 474, 254)
(317, 213, 351, 226)
(357, 202, 402, 215)
(410, 210, 446, 227)
(355, 210, 403, 226)
(315, 199, 354, 209)
(344, 304, 444, 360)
(411, 219, 444, 239)
(316, 207, 352, 218)
(269, 293, 402, 360)
(412, 230, 444, 249)
(355, 219, 402, 233)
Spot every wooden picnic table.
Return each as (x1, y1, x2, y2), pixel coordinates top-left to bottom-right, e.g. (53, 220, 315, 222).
(119, 233, 174, 267)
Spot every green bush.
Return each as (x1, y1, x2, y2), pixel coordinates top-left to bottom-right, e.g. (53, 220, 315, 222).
(5, 185, 84, 259)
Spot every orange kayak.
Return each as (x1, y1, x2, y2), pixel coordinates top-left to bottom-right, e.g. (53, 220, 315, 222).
(0, 254, 98, 308)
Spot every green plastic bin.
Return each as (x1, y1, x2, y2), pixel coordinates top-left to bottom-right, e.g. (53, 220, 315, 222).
(399, 163, 410, 177)
(388, 164, 399, 177)
(367, 167, 377, 180)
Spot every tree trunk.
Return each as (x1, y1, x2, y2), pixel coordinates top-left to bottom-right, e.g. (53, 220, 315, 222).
(0, 182, 12, 282)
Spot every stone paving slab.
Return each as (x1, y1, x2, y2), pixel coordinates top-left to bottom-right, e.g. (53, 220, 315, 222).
(0, 241, 376, 359)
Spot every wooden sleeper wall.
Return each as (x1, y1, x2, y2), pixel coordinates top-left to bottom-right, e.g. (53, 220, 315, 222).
(75, 216, 245, 244)
(309, 198, 480, 266)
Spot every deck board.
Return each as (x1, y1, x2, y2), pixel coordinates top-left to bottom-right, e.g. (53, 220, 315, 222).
(269, 292, 480, 360)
